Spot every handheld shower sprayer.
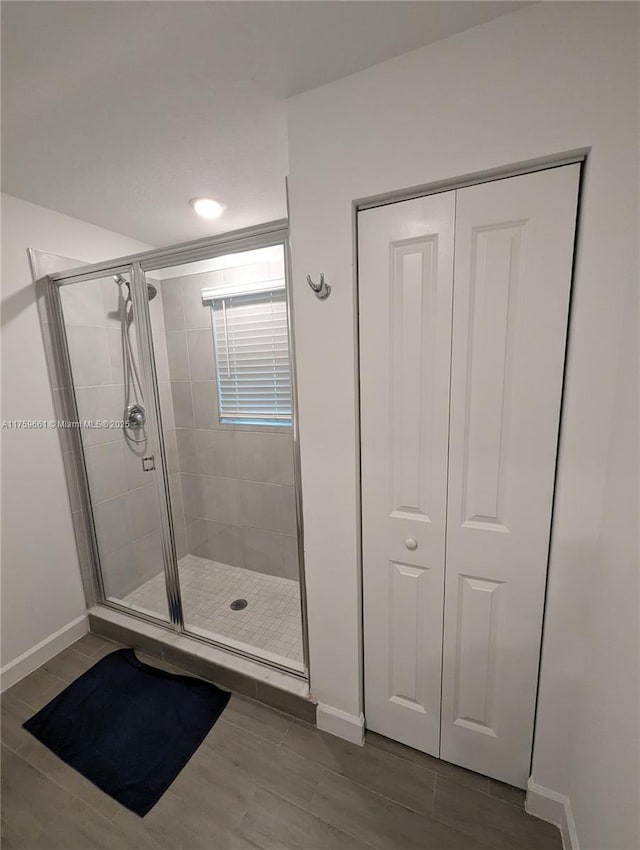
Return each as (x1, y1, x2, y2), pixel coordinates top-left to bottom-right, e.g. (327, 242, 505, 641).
(112, 274, 157, 446)
(113, 274, 157, 301)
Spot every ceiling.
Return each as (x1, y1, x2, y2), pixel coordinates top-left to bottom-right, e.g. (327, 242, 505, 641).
(2, 1, 529, 246)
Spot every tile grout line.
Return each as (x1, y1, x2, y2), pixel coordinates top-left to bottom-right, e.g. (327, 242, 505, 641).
(272, 742, 440, 821)
(221, 714, 292, 745)
(301, 765, 509, 850)
(7, 741, 122, 825)
(365, 735, 526, 812)
(431, 773, 437, 818)
(264, 767, 382, 850)
(279, 724, 441, 791)
(282, 727, 528, 824)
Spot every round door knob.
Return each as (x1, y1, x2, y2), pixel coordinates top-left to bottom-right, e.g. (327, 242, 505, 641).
(404, 537, 418, 551)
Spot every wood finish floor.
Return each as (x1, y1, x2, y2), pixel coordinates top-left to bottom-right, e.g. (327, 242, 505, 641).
(1, 634, 562, 850)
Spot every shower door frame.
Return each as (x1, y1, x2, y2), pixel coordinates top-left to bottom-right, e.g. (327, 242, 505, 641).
(47, 220, 310, 679)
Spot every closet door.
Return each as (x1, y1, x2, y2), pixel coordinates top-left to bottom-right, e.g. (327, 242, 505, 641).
(359, 193, 455, 755)
(441, 165, 580, 786)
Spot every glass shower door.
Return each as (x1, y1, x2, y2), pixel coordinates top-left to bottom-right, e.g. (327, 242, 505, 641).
(143, 243, 305, 672)
(57, 268, 173, 622)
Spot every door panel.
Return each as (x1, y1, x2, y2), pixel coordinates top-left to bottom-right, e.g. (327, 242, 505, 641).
(388, 561, 435, 711)
(360, 193, 455, 754)
(460, 221, 525, 530)
(441, 165, 580, 786)
(142, 247, 305, 672)
(58, 269, 171, 623)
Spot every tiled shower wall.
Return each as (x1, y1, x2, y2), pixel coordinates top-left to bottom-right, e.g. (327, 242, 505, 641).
(59, 276, 169, 601)
(157, 257, 300, 582)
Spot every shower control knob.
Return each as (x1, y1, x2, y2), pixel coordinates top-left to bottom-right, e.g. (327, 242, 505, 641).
(126, 403, 146, 429)
(404, 537, 418, 551)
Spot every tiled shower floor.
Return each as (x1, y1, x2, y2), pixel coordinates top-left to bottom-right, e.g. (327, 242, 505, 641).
(123, 554, 304, 666)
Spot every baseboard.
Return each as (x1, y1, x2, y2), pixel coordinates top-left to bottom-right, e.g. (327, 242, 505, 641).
(0, 614, 89, 692)
(316, 703, 365, 745)
(526, 779, 580, 850)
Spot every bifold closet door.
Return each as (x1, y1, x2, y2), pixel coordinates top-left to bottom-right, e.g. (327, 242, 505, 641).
(441, 165, 580, 787)
(359, 192, 455, 755)
(360, 164, 580, 785)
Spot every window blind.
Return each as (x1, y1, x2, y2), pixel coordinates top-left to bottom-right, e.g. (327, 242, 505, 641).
(210, 288, 292, 425)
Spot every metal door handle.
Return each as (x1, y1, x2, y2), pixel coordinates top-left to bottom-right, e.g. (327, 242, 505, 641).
(404, 538, 418, 551)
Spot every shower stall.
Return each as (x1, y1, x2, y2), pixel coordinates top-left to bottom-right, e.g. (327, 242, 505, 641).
(39, 221, 308, 678)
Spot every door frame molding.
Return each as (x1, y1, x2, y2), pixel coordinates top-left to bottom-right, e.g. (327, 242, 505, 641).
(355, 150, 587, 754)
(355, 148, 588, 212)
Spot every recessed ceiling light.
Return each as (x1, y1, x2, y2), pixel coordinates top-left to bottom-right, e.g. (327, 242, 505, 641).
(189, 197, 225, 219)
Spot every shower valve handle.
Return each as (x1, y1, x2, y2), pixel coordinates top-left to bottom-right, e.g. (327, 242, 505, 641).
(126, 403, 146, 429)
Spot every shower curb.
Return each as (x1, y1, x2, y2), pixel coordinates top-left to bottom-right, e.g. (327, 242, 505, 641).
(88, 609, 317, 724)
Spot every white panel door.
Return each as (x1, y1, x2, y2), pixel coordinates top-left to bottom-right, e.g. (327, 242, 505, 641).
(359, 193, 455, 755)
(441, 165, 580, 786)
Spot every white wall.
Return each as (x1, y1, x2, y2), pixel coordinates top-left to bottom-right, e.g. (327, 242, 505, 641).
(565, 269, 638, 849)
(287, 3, 639, 847)
(1, 193, 152, 673)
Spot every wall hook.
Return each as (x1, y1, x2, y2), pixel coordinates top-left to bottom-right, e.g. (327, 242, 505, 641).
(306, 273, 331, 301)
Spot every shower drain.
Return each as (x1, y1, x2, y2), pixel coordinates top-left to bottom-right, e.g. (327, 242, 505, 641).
(230, 598, 248, 611)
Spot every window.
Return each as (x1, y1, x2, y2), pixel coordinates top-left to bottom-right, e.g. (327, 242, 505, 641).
(206, 281, 292, 427)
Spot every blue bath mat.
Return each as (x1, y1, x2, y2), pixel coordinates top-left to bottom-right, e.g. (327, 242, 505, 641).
(23, 647, 230, 816)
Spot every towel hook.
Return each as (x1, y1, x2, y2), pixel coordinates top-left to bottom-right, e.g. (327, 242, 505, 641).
(306, 273, 331, 301)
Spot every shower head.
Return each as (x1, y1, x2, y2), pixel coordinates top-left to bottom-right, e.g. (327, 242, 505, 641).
(113, 275, 157, 301)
